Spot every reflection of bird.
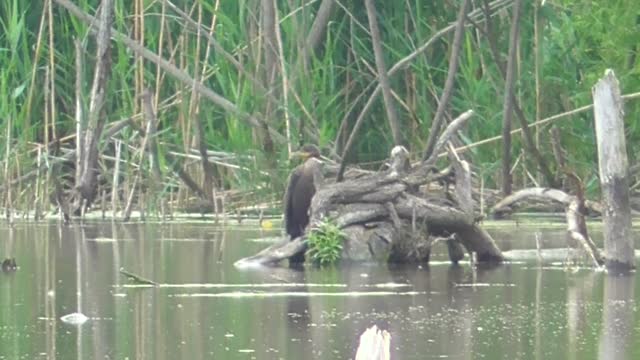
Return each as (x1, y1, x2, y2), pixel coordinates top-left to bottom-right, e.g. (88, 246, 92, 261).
(284, 145, 322, 263)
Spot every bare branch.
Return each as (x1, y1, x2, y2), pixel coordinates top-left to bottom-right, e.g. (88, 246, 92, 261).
(422, 0, 470, 160)
(365, 0, 402, 145)
(500, 0, 522, 196)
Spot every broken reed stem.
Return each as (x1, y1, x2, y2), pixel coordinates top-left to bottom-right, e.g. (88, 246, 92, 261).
(48, 0, 57, 143)
(112, 139, 122, 215)
(75, 39, 84, 185)
(4, 118, 13, 224)
(35, 146, 42, 221)
(122, 173, 139, 222)
(273, 0, 293, 156)
(141, 89, 162, 180)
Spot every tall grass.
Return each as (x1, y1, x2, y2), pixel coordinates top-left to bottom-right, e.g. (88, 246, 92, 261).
(0, 0, 639, 215)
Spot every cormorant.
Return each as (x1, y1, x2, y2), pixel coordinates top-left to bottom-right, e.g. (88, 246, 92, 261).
(283, 144, 322, 263)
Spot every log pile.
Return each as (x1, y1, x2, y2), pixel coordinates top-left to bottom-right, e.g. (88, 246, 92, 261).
(236, 111, 504, 267)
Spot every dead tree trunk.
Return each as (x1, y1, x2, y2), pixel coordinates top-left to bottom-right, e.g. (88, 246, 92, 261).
(71, 0, 114, 215)
(593, 69, 635, 271)
(500, 0, 523, 196)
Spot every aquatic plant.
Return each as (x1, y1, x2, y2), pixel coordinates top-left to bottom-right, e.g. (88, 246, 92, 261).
(307, 219, 344, 266)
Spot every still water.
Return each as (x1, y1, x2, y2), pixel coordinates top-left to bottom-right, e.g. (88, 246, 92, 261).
(0, 220, 638, 359)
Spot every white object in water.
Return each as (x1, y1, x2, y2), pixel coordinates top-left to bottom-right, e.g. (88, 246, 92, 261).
(60, 312, 89, 325)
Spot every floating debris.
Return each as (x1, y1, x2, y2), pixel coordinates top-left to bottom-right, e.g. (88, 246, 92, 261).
(119, 268, 159, 286)
(60, 312, 88, 325)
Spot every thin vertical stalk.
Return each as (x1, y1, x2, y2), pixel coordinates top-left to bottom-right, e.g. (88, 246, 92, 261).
(48, 0, 57, 141)
(111, 139, 121, 214)
(3, 118, 12, 223)
(153, 0, 166, 110)
(24, 3, 49, 133)
(35, 146, 42, 220)
(44, 66, 52, 216)
(364, 0, 402, 145)
(141, 89, 162, 180)
(500, 0, 523, 196)
(195, 0, 222, 198)
(534, 0, 543, 151)
(273, 0, 293, 155)
(75, 40, 84, 185)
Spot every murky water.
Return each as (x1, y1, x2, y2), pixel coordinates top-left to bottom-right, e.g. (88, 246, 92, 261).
(0, 220, 639, 359)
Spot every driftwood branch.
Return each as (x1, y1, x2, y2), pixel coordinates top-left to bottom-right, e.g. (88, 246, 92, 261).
(492, 187, 604, 266)
(234, 237, 307, 267)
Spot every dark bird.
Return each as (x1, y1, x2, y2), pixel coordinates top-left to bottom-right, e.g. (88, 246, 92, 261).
(284, 144, 322, 263)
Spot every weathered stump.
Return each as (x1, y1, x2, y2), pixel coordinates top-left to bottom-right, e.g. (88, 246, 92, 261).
(355, 325, 391, 360)
(593, 69, 635, 271)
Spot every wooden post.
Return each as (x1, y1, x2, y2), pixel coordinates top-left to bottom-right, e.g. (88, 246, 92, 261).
(593, 69, 635, 271)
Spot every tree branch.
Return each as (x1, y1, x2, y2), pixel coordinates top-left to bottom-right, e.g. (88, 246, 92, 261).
(365, 0, 402, 145)
(422, 0, 470, 160)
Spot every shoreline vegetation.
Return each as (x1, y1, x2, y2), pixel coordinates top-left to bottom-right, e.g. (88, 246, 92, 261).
(1, 0, 639, 227)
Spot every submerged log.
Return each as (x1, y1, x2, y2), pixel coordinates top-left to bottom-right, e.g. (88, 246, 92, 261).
(236, 111, 504, 267)
(492, 187, 604, 266)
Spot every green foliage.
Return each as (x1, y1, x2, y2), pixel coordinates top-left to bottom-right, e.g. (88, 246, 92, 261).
(0, 0, 638, 208)
(307, 219, 344, 266)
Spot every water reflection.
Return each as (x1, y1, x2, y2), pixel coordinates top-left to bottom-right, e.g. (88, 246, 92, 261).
(598, 273, 635, 360)
(0, 222, 639, 359)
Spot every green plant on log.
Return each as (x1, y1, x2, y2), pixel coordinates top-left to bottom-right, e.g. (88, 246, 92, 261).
(307, 219, 344, 266)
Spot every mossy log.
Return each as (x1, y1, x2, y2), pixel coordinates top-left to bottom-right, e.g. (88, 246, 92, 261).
(236, 110, 504, 267)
